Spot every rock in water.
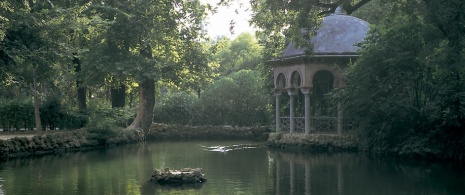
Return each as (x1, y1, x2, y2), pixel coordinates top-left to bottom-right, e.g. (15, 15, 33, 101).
(151, 168, 207, 185)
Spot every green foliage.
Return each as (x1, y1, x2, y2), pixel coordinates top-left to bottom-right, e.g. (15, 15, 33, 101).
(341, 0, 465, 159)
(58, 110, 87, 130)
(153, 70, 272, 126)
(198, 70, 271, 126)
(87, 100, 135, 130)
(86, 101, 136, 144)
(40, 99, 62, 130)
(0, 98, 87, 131)
(213, 33, 264, 75)
(154, 92, 198, 125)
(0, 98, 34, 131)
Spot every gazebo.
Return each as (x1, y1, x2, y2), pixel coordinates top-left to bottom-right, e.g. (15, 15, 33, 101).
(268, 7, 369, 135)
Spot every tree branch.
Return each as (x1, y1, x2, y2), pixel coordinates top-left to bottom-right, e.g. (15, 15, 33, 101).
(345, 0, 372, 14)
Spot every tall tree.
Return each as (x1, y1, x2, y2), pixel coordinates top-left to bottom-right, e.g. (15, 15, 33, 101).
(339, 0, 465, 158)
(213, 33, 263, 75)
(85, 0, 208, 134)
(0, 2, 59, 131)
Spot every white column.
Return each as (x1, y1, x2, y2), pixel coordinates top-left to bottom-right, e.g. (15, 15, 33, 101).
(302, 88, 311, 135)
(305, 93, 310, 134)
(275, 92, 281, 133)
(289, 95, 295, 134)
(287, 89, 297, 134)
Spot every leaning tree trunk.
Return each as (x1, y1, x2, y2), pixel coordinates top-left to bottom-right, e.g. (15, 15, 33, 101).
(126, 78, 155, 134)
(127, 45, 155, 135)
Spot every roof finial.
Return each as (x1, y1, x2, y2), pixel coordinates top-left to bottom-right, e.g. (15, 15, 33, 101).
(334, 6, 345, 15)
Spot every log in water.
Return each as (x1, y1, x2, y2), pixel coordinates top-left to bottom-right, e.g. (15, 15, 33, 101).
(151, 168, 207, 185)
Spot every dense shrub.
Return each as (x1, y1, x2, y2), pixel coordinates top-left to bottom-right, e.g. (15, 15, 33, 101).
(153, 70, 272, 126)
(87, 105, 134, 129)
(0, 98, 88, 131)
(58, 111, 88, 130)
(153, 92, 197, 125)
(40, 99, 62, 130)
(0, 98, 34, 131)
(197, 70, 271, 126)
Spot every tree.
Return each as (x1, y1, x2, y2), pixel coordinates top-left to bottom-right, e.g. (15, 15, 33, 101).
(250, 0, 372, 53)
(0, 2, 61, 131)
(339, 0, 465, 158)
(199, 70, 271, 126)
(213, 33, 263, 75)
(85, 0, 208, 134)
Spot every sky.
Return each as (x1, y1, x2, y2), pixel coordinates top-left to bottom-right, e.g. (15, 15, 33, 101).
(200, 0, 256, 39)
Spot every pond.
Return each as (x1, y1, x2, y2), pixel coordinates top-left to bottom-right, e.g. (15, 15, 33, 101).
(0, 140, 464, 195)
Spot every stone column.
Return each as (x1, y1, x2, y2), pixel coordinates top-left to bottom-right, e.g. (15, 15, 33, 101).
(337, 100, 343, 135)
(275, 89, 282, 133)
(287, 88, 297, 134)
(301, 88, 311, 135)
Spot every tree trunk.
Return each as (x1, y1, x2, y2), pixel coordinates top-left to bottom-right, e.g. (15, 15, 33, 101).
(127, 78, 155, 134)
(73, 54, 86, 111)
(32, 68, 42, 131)
(127, 45, 155, 135)
(111, 84, 126, 108)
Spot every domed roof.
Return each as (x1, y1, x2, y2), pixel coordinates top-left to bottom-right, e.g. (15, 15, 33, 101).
(282, 7, 369, 57)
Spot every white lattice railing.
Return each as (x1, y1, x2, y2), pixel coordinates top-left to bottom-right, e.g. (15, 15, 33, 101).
(280, 116, 337, 133)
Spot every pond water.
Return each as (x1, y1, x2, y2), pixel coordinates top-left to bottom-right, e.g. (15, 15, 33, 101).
(0, 140, 464, 195)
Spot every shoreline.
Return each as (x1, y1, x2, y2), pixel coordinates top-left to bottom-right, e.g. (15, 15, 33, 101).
(0, 124, 272, 161)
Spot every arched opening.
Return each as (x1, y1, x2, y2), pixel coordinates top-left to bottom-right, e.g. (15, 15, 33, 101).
(290, 71, 301, 88)
(276, 73, 286, 90)
(311, 70, 334, 116)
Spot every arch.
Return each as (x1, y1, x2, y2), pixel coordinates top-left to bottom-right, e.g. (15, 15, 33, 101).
(275, 73, 286, 90)
(290, 71, 301, 88)
(311, 70, 335, 116)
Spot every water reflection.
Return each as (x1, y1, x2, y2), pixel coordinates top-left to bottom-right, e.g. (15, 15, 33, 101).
(0, 141, 463, 194)
(269, 150, 465, 195)
(200, 143, 262, 154)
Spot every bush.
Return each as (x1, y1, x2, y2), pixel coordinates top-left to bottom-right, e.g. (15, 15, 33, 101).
(153, 92, 197, 125)
(40, 99, 62, 130)
(153, 70, 272, 126)
(197, 70, 272, 126)
(58, 111, 88, 130)
(0, 98, 34, 131)
(87, 106, 135, 130)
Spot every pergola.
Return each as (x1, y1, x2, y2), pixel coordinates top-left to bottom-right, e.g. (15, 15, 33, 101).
(268, 7, 369, 134)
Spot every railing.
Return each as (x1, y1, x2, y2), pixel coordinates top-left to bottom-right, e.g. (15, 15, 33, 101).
(280, 116, 337, 133)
